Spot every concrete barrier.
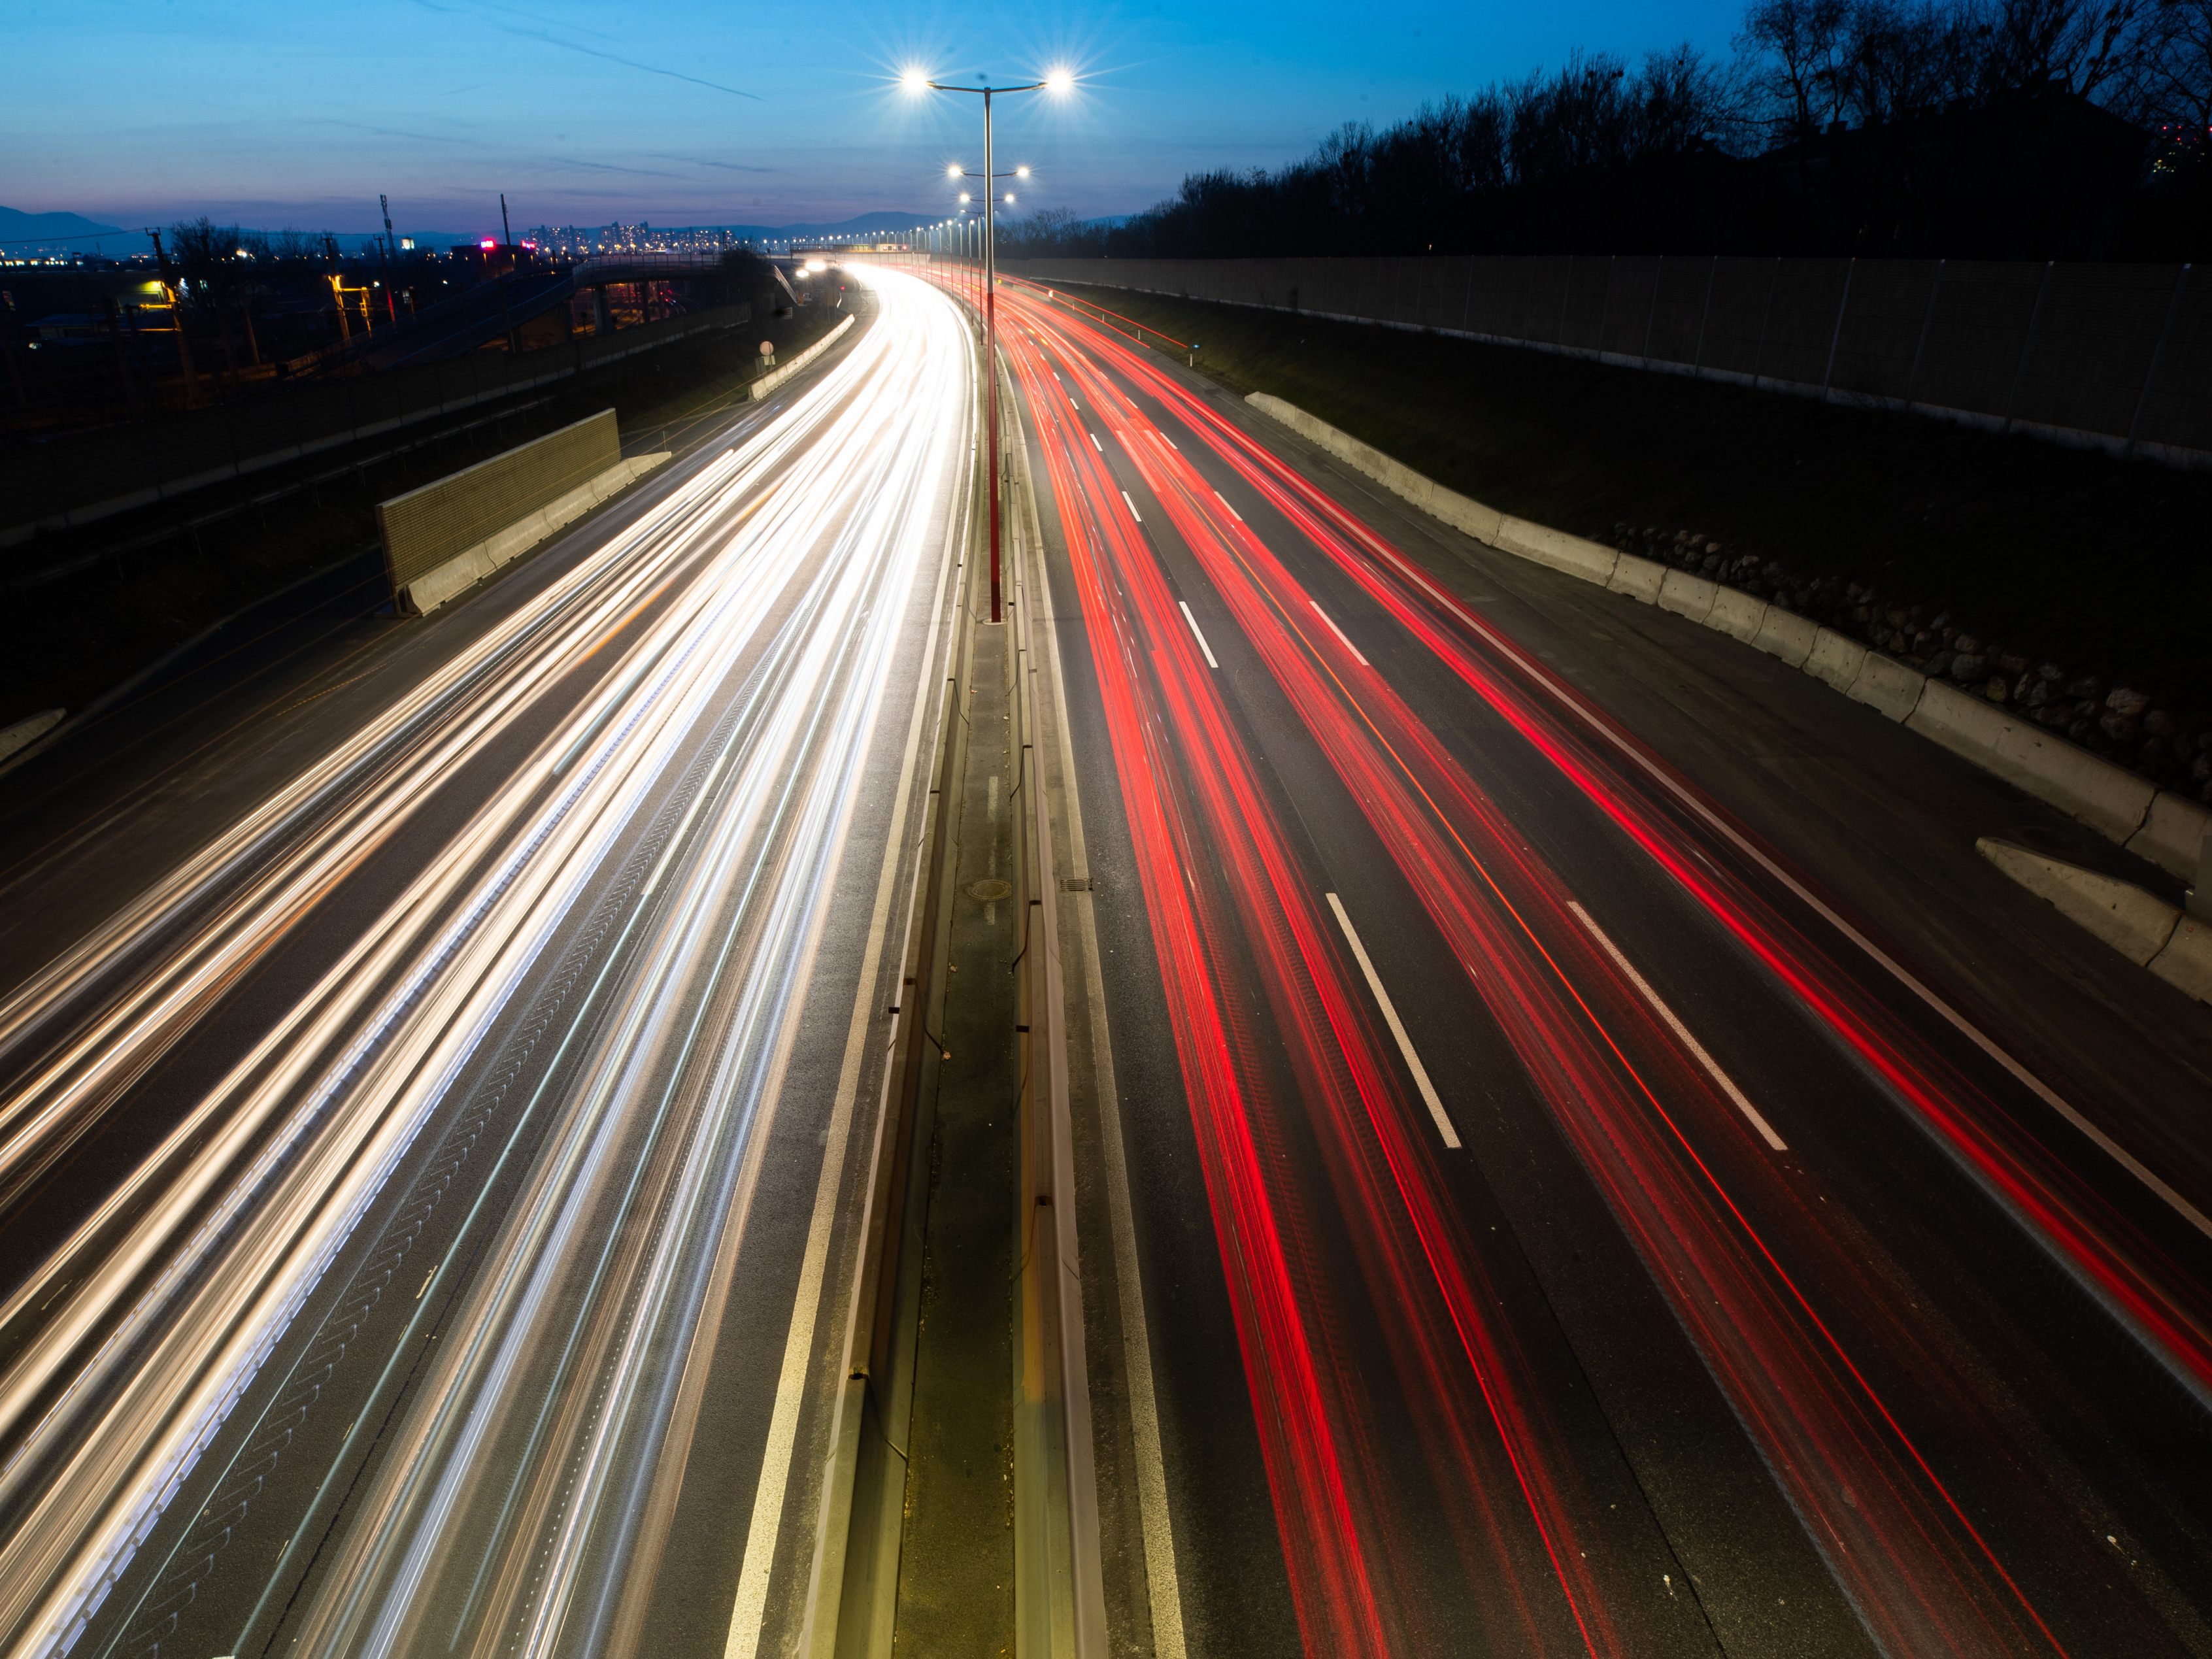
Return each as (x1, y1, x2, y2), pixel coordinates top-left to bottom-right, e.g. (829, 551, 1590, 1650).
(0, 708, 64, 765)
(1657, 570, 1720, 624)
(1706, 587, 1769, 644)
(2126, 793, 2212, 884)
(1241, 391, 2198, 880)
(1909, 680, 2160, 848)
(1751, 607, 1819, 667)
(379, 409, 628, 601)
(1606, 554, 1666, 603)
(396, 452, 671, 614)
(1978, 839, 2177, 963)
(1988, 721, 2157, 846)
(751, 313, 857, 401)
(1247, 393, 1508, 543)
(1845, 652, 1927, 722)
(2151, 915, 2212, 1002)
(1803, 629, 1868, 693)
(1979, 838, 2212, 1004)
(1494, 518, 1619, 584)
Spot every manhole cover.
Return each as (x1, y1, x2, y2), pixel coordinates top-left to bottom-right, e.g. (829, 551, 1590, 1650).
(967, 879, 1013, 902)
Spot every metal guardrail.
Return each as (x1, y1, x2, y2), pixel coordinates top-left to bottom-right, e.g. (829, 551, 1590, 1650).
(1005, 254, 2211, 467)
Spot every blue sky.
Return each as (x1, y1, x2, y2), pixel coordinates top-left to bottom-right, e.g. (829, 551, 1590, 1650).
(5, 0, 1742, 239)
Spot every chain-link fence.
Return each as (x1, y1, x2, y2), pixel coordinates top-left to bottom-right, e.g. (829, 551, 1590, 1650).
(2, 303, 747, 554)
(1005, 256, 2207, 465)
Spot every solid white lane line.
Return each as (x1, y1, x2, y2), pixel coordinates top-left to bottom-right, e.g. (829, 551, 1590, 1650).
(1213, 490, 1241, 521)
(1122, 490, 1143, 523)
(1567, 900, 1788, 1152)
(1090, 431, 1104, 453)
(1326, 893, 1459, 1148)
(1179, 603, 1219, 669)
(1309, 601, 1369, 666)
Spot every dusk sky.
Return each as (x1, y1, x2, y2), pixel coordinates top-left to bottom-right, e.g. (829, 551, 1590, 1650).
(8, 0, 1742, 239)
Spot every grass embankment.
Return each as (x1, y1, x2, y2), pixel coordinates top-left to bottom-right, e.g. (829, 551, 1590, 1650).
(1, 301, 845, 731)
(1045, 280, 2212, 795)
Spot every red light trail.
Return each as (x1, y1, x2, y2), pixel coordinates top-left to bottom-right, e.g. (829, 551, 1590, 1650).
(986, 271, 2205, 1656)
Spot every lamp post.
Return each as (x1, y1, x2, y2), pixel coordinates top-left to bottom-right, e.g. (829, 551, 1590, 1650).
(903, 67, 1072, 622)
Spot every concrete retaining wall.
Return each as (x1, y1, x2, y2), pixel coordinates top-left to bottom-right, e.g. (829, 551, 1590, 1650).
(379, 409, 625, 595)
(394, 450, 670, 616)
(378, 410, 671, 615)
(1244, 390, 2212, 885)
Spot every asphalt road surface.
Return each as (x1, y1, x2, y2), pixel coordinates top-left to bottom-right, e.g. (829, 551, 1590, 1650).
(994, 277, 2212, 1659)
(0, 267, 971, 1659)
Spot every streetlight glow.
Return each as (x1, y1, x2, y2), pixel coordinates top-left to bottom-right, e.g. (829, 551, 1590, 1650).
(900, 67, 930, 93)
(903, 61, 1086, 626)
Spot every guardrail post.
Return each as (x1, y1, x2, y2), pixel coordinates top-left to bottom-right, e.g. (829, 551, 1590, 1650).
(1821, 256, 1856, 399)
(1904, 259, 1945, 412)
(1692, 254, 1717, 374)
(2002, 261, 2054, 433)
(2127, 263, 2190, 455)
(1641, 254, 1663, 363)
(1751, 255, 1780, 389)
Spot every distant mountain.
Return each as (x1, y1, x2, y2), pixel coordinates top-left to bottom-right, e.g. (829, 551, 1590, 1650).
(0, 206, 127, 246)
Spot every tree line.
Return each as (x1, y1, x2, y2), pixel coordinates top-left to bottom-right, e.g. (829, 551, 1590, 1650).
(1005, 0, 2212, 260)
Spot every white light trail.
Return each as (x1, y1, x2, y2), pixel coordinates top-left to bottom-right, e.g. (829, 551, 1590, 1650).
(0, 267, 973, 1658)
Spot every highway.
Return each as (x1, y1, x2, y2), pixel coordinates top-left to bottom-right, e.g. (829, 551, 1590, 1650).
(0, 266, 971, 1659)
(992, 279, 2212, 1658)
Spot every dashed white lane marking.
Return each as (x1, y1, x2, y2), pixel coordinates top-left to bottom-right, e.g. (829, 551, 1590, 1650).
(1213, 490, 1241, 521)
(1568, 900, 1788, 1152)
(1309, 601, 1369, 666)
(1122, 490, 1143, 522)
(1179, 601, 1219, 669)
(1326, 892, 1460, 1148)
(1090, 431, 1104, 452)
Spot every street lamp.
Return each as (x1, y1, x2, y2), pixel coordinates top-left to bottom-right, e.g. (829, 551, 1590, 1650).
(901, 66, 1074, 622)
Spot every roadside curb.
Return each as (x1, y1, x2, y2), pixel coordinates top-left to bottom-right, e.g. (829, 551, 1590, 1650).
(1243, 391, 2211, 886)
(0, 709, 65, 767)
(1977, 839, 2212, 1005)
(752, 314, 858, 401)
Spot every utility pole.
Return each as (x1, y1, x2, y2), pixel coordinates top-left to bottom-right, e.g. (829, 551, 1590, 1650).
(324, 233, 350, 341)
(498, 193, 520, 354)
(145, 226, 198, 405)
(906, 69, 1069, 623)
(983, 88, 1001, 620)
